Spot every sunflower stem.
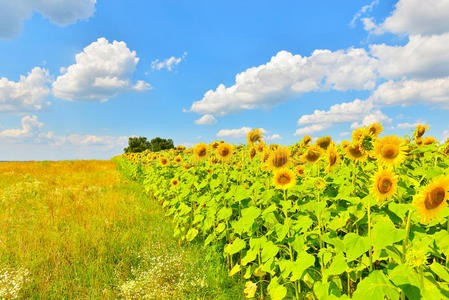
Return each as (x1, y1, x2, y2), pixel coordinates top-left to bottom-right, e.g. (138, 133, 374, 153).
(367, 200, 373, 272)
(402, 210, 413, 264)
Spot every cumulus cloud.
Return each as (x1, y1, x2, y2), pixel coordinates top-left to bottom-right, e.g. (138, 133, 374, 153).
(0, 115, 43, 138)
(216, 127, 267, 139)
(350, 0, 379, 27)
(152, 52, 187, 71)
(395, 122, 420, 129)
(194, 114, 217, 125)
(52, 37, 150, 102)
(294, 124, 330, 136)
(0, 67, 51, 112)
(0, 0, 96, 39)
(189, 49, 377, 116)
(265, 134, 282, 141)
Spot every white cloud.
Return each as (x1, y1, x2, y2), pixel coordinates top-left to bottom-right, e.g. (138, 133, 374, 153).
(350, 0, 379, 27)
(443, 130, 449, 142)
(151, 52, 187, 71)
(0, 115, 43, 138)
(370, 77, 449, 108)
(379, 0, 449, 36)
(265, 134, 282, 141)
(52, 37, 150, 102)
(294, 124, 330, 136)
(370, 34, 449, 79)
(194, 114, 217, 125)
(216, 127, 266, 139)
(0, 0, 96, 39)
(0, 67, 51, 112)
(396, 122, 420, 129)
(189, 49, 377, 116)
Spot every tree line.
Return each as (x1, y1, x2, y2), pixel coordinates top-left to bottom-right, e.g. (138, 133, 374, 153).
(124, 136, 174, 153)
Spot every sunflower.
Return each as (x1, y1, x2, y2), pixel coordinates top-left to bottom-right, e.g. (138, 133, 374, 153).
(256, 141, 266, 153)
(352, 127, 367, 144)
(302, 145, 322, 164)
(340, 140, 350, 148)
(193, 143, 208, 160)
(261, 149, 271, 163)
(344, 143, 367, 161)
(159, 156, 169, 167)
(414, 124, 429, 138)
(176, 145, 186, 151)
(302, 135, 312, 146)
(316, 136, 332, 150)
(273, 168, 296, 190)
(423, 136, 436, 145)
(267, 146, 290, 170)
(217, 143, 233, 161)
(415, 137, 423, 147)
(295, 165, 305, 176)
(174, 155, 183, 164)
(269, 144, 280, 151)
(182, 164, 192, 170)
(248, 147, 257, 161)
(210, 141, 220, 150)
(326, 144, 339, 171)
(367, 122, 383, 138)
(374, 136, 406, 167)
(247, 128, 263, 145)
(413, 176, 449, 223)
(371, 169, 398, 202)
(170, 178, 179, 187)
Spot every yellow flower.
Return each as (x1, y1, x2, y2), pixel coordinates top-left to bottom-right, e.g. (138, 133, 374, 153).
(316, 136, 332, 150)
(414, 124, 429, 138)
(340, 140, 350, 148)
(174, 155, 183, 164)
(267, 146, 290, 170)
(352, 127, 366, 144)
(248, 147, 257, 161)
(210, 141, 220, 150)
(344, 143, 367, 161)
(182, 164, 192, 170)
(423, 136, 436, 145)
(302, 145, 322, 164)
(374, 136, 406, 167)
(176, 145, 186, 151)
(371, 169, 398, 202)
(256, 141, 266, 153)
(295, 165, 305, 176)
(247, 128, 263, 145)
(413, 176, 449, 223)
(193, 143, 208, 160)
(302, 135, 312, 146)
(273, 168, 296, 190)
(367, 122, 383, 138)
(326, 144, 339, 172)
(170, 178, 179, 187)
(217, 143, 233, 161)
(159, 156, 169, 167)
(244, 281, 257, 298)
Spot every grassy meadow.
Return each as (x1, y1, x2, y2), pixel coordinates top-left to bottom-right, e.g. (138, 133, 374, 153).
(0, 160, 243, 299)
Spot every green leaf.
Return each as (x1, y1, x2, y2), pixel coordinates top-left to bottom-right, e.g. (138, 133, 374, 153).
(242, 206, 261, 220)
(217, 207, 233, 220)
(343, 233, 370, 262)
(326, 253, 347, 277)
(186, 228, 198, 241)
(388, 264, 422, 300)
(371, 220, 405, 250)
(353, 270, 399, 300)
(241, 249, 258, 266)
(290, 251, 315, 281)
(269, 285, 287, 300)
(261, 241, 279, 263)
(225, 237, 247, 255)
(430, 262, 449, 283)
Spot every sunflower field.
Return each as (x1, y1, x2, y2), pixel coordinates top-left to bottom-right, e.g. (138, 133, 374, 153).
(115, 124, 449, 300)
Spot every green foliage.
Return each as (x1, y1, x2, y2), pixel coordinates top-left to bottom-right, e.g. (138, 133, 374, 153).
(149, 137, 175, 152)
(124, 136, 150, 153)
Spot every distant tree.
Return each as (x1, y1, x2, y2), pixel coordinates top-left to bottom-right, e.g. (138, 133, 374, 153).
(124, 137, 150, 153)
(149, 137, 174, 152)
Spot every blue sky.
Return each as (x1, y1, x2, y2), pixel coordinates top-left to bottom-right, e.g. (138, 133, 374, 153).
(1, 0, 449, 160)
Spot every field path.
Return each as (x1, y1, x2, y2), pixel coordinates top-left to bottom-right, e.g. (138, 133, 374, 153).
(0, 160, 242, 299)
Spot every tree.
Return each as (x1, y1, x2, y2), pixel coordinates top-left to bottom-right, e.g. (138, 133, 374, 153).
(124, 137, 150, 153)
(149, 137, 174, 152)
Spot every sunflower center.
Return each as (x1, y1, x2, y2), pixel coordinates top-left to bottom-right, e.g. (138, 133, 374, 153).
(378, 177, 392, 194)
(198, 148, 207, 157)
(278, 174, 291, 184)
(329, 152, 337, 166)
(381, 144, 398, 159)
(417, 128, 425, 137)
(306, 150, 320, 162)
(425, 187, 446, 209)
(273, 154, 288, 168)
(220, 149, 229, 157)
(349, 145, 363, 158)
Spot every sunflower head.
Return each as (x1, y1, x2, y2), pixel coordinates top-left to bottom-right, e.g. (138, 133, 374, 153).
(193, 143, 208, 160)
(217, 143, 233, 161)
(174, 155, 183, 164)
(273, 168, 296, 190)
(326, 144, 339, 171)
(316, 136, 332, 150)
(211, 141, 220, 150)
(415, 137, 423, 147)
(247, 128, 263, 145)
(256, 141, 267, 153)
(302, 135, 312, 146)
(302, 145, 322, 164)
(413, 176, 449, 223)
(262, 149, 271, 163)
(295, 165, 305, 176)
(159, 156, 169, 167)
(171, 178, 179, 187)
(367, 122, 383, 138)
(352, 127, 367, 144)
(182, 164, 192, 170)
(374, 136, 406, 167)
(415, 124, 429, 138)
(269, 144, 280, 151)
(423, 136, 436, 145)
(267, 146, 290, 170)
(340, 140, 350, 148)
(371, 169, 398, 202)
(176, 145, 186, 151)
(344, 143, 367, 161)
(248, 147, 257, 161)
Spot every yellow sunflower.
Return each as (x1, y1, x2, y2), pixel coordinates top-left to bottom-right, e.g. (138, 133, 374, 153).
(174, 155, 183, 164)
(340, 140, 350, 148)
(256, 141, 266, 153)
(182, 164, 192, 170)
(415, 137, 423, 147)
(176, 145, 186, 151)
(210, 141, 220, 150)
(295, 165, 305, 176)
(217, 143, 233, 161)
(423, 136, 436, 145)
(170, 178, 179, 187)
(302, 135, 312, 146)
(344, 143, 367, 161)
(316, 136, 332, 150)
(261, 149, 271, 163)
(247, 128, 263, 145)
(352, 127, 367, 144)
(301, 144, 322, 164)
(371, 169, 398, 202)
(367, 122, 383, 138)
(414, 124, 429, 138)
(267, 146, 290, 170)
(159, 156, 169, 167)
(248, 147, 257, 161)
(413, 176, 449, 223)
(193, 143, 208, 160)
(273, 168, 296, 190)
(326, 144, 340, 172)
(374, 136, 407, 167)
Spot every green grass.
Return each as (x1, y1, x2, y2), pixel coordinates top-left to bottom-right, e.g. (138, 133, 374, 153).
(0, 161, 243, 299)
